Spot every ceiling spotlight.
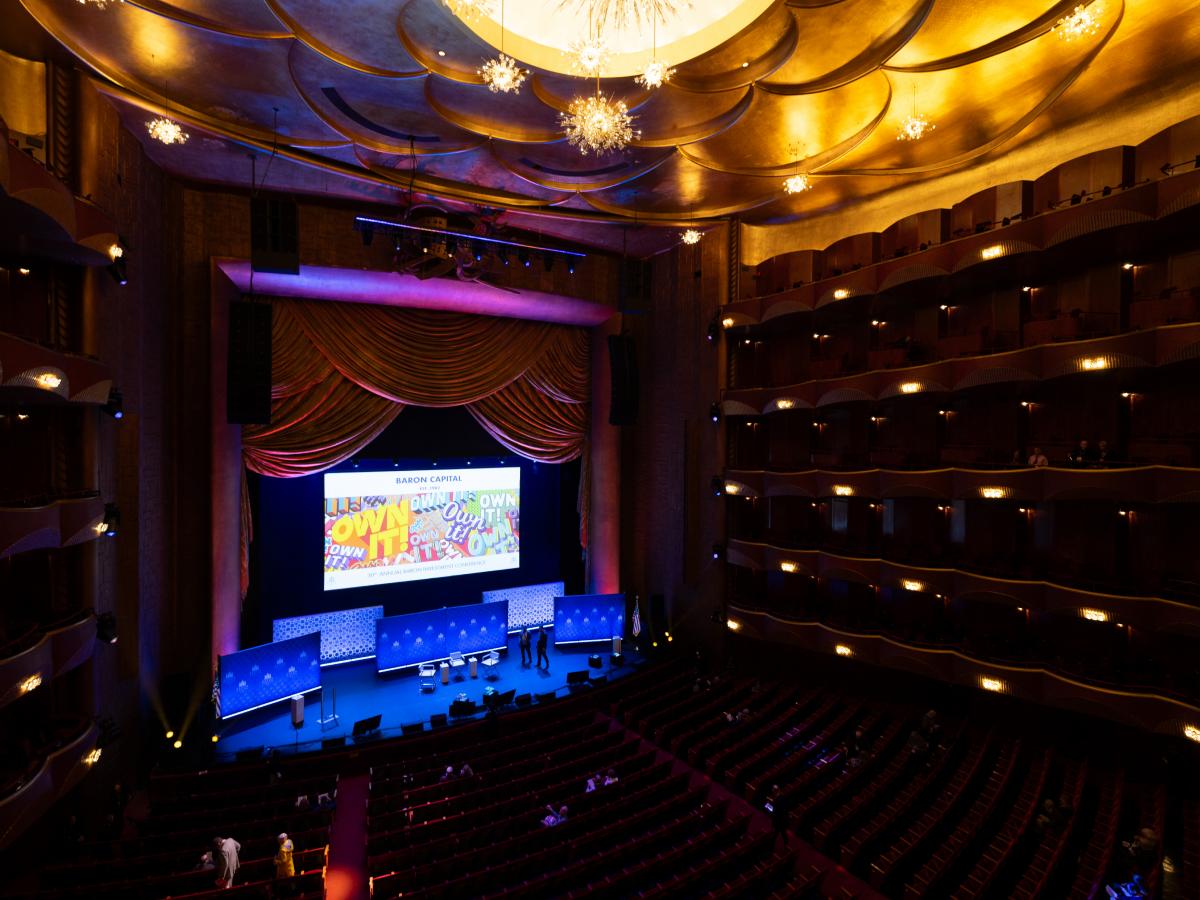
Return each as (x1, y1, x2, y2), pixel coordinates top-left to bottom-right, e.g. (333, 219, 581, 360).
(740, 61, 749, 68)
(518, 249, 531, 267)
(107, 257, 128, 286)
(709, 402, 721, 423)
(567, 259, 576, 275)
(1122, 262, 1134, 270)
(101, 502, 120, 538)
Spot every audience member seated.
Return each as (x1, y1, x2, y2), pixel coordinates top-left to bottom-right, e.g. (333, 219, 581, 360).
(1027, 446, 1049, 467)
(1069, 439, 1099, 466)
(542, 804, 568, 827)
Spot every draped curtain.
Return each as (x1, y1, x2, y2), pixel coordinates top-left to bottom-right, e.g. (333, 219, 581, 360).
(239, 299, 591, 594)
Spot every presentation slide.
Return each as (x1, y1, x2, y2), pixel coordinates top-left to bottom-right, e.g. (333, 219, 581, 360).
(216, 632, 321, 719)
(375, 602, 509, 672)
(553, 594, 626, 645)
(324, 466, 520, 592)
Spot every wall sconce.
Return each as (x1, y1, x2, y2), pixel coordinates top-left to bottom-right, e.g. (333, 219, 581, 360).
(1184, 724, 1200, 744)
(20, 673, 43, 694)
(1080, 608, 1109, 622)
(726, 618, 741, 631)
(1080, 357, 1108, 371)
(780, 561, 798, 573)
(724, 482, 741, 495)
(833, 485, 854, 496)
(901, 579, 925, 592)
(84, 749, 103, 765)
(1122, 262, 1135, 271)
(34, 372, 62, 390)
(980, 487, 1007, 499)
(833, 288, 850, 300)
(775, 399, 794, 410)
(900, 382, 920, 394)
(834, 644, 853, 657)
(980, 245, 1003, 260)
(721, 317, 735, 328)
(979, 676, 1006, 692)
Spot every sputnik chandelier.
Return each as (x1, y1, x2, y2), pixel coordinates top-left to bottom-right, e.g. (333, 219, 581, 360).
(146, 116, 189, 145)
(782, 145, 811, 195)
(634, 15, 675, 90)
(897, 85, 934, 142)
(76, 0, 122, 7)
(478, 0, 525, 93)
(560, 87, 639, 155)
(570, 0, 692, 32)
(680, 228, 703, 245)
(444, 0, 495, 22)
(1054, 2, 1103, 41)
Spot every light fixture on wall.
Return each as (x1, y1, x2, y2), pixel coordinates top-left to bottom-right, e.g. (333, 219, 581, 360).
(103, 388, 125, 420)
(834, 644, 853, 657)
(709, 402, 721, 423)
(780, 561, 798, 573)
(979, 676, 1006, 692)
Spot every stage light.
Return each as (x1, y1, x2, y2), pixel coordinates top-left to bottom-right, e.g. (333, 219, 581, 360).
(980, 487, 1007, 499)
(711, 475, 724, 496)
(567, 260, 576, 275)
(939, 304, 948, 311)
(1021, 286, 1032, 292)
(519, 249, 531, 267)
(980, 245, 1003, 260)
(102, 388, 124, 420)
(165, 730, 175, 739)
(498, 247, 509, 266)
(775, 399, 794, 410)
(724, 482, 741, 495)
(900, 382, 920, 394)
(211, 735, 220, 743)
(1080, 357, 1107, 371)
(106, 258, 128, 286)
(17, 267, 30, 276)
(472, 242, 484, 261)
(833, 288, 849, 300)
(712, 543, 724, 560)
(902, 579, 924, 592)
(97, 612, 118, 645)
(173, 739, 183, 749)
(709, 402, 720, 423)
(1184, 724, 1200, 744)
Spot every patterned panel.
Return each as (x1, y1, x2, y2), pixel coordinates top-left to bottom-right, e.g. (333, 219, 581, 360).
(375, 602, 509, 671)
(216, 633, 321, 719)
(553, 594, 625, 645)
(482, 581, 563, 631)
(272, 605, 384, 665)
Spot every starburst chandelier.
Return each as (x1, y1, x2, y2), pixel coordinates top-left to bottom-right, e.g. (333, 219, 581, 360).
(76, 0, 122, 7)
(1054, 2, 1102, 41)
(569, 34, 611, 76)
(896, 86, 934, 142)
(146, 116, 189, 145)
(478, 0, 525, 93)
(783, 173, 811, 194)
(560, 91, 638, 154)
(568, 0, 692, 32)
(444, 0, 495, 21)
(634, 17, 674, 89)
(680, 228, 702, 245)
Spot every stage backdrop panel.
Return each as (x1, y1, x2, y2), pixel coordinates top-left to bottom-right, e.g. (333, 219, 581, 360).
(553, 594, 625, 645)
(217, 632, 321, 719)
(375, 601, 509, 672)
(272, 606, 383, 666)
(483, 581, 563, 631)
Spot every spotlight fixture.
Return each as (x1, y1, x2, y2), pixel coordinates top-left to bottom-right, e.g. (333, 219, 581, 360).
(709, 402, 721, 423)
(726, 618, 741, 631)
(518, 249, 531, 268)
(102, 388, 124, 420)
(706, 322, 719, 342)
(97, 612, 119, 645)
(173, 739, 183, 749)
(498, 247, 509, 266)
(710, 475, 724, 496)
(101, 502, 120, 538)
(711, 543, 725, 560)
(1122, 262, 1134, 270)
(567, 260, 576, 275)
(106, 257, 128, 286)
(165, 730, 174, 739)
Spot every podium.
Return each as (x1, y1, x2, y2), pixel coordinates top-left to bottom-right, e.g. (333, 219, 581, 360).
(440, 662, 450, 685)
(469, 656, 479, 678)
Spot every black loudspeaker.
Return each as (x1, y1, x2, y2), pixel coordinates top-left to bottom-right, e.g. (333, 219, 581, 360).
(591, 675, 608, 687)
(250, 196, 300, 275)
(351, 714, 382, 737)
(235, 746, 265, 762)
(535, 691, 557, 704)
(227, 301, 273, 424)
(608, 334, 638, 425)
(429, 713, 448, 728)
(566, 670, 590, 685)
(401, 723, 424, 736)
(514, 693, 532, 707)
(321, 737, 346, 751)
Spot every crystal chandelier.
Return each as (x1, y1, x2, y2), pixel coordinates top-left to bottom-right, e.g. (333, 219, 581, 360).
(479, 0, 525, 93)
(146, 116, 189, 145)
(560, 92, 638, 155)
(633, 17, 674, 90)
(570, 0, 692, 32)
(896, 86, 934, 142)
(76, 0, 122, 7)
(1054, 2, 1102, 41)
(783, 173, 811, 194)
(444, 0, 495, 21)
(569, 34, 611, 76)
(680, 228, 702, 245)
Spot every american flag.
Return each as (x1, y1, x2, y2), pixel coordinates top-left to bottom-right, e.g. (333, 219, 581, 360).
(631, 597, 642, 637)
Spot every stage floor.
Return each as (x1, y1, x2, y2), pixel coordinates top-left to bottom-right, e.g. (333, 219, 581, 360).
(214, 638, 637, 759)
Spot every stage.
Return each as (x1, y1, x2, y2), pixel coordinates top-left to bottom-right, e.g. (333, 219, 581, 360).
(213, 637, 640, 759)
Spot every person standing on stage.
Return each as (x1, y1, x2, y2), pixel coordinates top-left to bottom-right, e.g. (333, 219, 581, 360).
(519, 627, 532, 667)
(536, 625, 549, 669)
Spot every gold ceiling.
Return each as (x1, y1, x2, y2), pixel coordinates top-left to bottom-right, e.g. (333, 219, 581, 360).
(17, 0, 1200, 248)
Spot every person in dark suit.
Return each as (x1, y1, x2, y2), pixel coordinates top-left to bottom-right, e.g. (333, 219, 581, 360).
(519, 628, 532, 667)
(536, 626, 549, 669)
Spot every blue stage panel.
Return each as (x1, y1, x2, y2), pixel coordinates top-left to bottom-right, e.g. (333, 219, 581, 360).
(272, 605, 383, 665)
(376, 602, 509, 672)
(553, 594, 625, 645)
(482, 581, 562, 631)
(217, 633, 322, 719)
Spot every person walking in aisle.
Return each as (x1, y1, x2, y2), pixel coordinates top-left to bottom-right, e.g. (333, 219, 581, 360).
(213, 835, 241, 889)
(519, 627, 532, 667)
(536, 625, 549, 669)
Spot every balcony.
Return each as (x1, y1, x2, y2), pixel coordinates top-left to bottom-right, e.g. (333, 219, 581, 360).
(0, 611, 97, 711)
(0, 332, 113, 406)
(0, 719, 99, 849)
(0, 493, 105, 558)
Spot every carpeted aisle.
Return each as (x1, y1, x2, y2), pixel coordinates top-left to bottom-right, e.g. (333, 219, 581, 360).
(324, 772, 370, 900)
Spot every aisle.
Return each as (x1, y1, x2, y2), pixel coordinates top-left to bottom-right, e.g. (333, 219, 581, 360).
(324, 773, 370, 900)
